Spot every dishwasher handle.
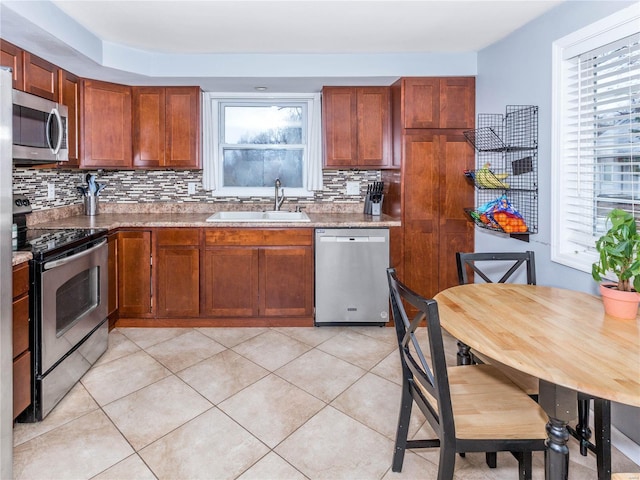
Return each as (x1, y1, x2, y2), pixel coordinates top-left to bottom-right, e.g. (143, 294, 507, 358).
(336, 236, 369, 242)
(319, 236, 386, 243)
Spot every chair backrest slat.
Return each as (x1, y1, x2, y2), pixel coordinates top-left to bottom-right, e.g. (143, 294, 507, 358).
(456, 251, 536, 285)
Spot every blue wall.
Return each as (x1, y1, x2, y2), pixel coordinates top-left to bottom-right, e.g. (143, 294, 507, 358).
(475, 0, 639, 449)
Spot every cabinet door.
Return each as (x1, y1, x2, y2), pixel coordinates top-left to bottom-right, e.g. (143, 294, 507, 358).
(439, 78, 475, 129)
(437, 131, 475, 291)
(132, 87, 165, 168)
(157, 248, 200, 317)
(402, 132, 440, 298)
(117, 231, 153, 317)
(402, 132, 474, 298)
(402, 78, 475, 129)
(12, 262, 30, 419)
(59, 69, 80, 166)
(403, 78, 440, 129)
(81, 80, 132, 168)
(13, 351, 31, 420)
(107, 233, 118, 321)
(357, 87, 391, 168)
(260, 246, 313, 317)
(322, 87, 358, 168)
(203, 247, 259, 317)
(12, 295, 29, 357)
(165, 87, 200, 169)
(23, 52, 59, 101)
(0, 40, 23, 89)
(156, 229, 200, 317)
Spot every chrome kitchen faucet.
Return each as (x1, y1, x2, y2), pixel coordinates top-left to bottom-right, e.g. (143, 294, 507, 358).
(274, 178, 285, 211)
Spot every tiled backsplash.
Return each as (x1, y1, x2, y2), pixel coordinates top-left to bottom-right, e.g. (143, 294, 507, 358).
(12, 168, 381, 211)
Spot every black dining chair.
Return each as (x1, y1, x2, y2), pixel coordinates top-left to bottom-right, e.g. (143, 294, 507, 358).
(387, 268, 547, 480)
(454, 251, 537, 375)
(455, 251, 612, 479)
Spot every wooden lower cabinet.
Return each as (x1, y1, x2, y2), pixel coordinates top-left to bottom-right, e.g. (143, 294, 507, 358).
(114, 227, 314, 327)
(156, 229, 200, 318)
(203, 247, 259, 318)
(203, 229, 314, 325)
(261, 247, 313, 317)
(117, 230, 153, 318)
(13, 263, 31, 419)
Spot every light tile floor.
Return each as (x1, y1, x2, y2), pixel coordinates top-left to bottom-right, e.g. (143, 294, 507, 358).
(13, 326, 640, 480)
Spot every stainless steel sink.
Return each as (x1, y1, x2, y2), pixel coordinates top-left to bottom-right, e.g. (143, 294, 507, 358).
(205, 211, 311, 222)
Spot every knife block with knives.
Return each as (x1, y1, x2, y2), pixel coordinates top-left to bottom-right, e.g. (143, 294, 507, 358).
(364, 181, 384, 216)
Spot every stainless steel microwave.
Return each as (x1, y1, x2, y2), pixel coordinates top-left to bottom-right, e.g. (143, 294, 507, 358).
(12, 89, 68, 164)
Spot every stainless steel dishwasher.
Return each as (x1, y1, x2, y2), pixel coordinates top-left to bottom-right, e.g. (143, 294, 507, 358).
(315, 228, 390, 326)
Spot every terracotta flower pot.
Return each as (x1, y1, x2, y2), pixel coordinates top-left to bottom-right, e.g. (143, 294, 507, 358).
(599, 283, 640, 319)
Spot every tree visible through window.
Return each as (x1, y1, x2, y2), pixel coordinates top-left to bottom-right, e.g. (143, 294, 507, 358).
(221, 104, 306, 189)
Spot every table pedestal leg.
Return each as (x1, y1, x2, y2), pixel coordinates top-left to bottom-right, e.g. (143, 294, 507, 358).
(456, 341, 473, 365)
(539, 380, 577, 480)
(545, 416, 570, 480)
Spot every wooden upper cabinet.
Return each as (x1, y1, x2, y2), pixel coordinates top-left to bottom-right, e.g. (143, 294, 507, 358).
(402, 78, 439, 129)
(402, 77, 475, 129)
(166, 87, 200, 168)
(0, 40, 23, 89)
(81, 79, 132, 168)
(133, 87, 165, 168)
(59, 70, 80, 166)
(23, 52, 59, 101)
(133, 86, 200, 169)
(323, 86, 391, 169)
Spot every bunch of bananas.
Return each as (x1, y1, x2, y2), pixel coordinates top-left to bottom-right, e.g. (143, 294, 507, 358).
(475, 163, 509, 189)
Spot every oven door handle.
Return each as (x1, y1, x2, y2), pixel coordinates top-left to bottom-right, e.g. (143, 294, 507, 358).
(43, 239, 107, 271)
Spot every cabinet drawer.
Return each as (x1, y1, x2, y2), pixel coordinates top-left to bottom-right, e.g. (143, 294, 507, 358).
(156, 228, 200, 246)
(13, 263, 29, 298)
(262, 229, 312, 246)
(205, 228, 312, 247)
(13, 351, 31, 420)
(13, 295, 29, 357)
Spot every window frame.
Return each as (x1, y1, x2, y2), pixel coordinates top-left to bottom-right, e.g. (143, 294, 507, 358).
(207, 94, 317, 198)
(551, 4, 640, 273)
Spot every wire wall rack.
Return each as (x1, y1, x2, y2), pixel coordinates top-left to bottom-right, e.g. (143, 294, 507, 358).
(463, 105, 538, 242)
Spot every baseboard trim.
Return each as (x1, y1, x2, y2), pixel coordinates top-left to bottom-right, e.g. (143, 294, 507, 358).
(612, 424, 640, 467)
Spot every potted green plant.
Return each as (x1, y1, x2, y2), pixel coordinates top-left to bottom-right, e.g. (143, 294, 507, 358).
(592, 208, 640, 319)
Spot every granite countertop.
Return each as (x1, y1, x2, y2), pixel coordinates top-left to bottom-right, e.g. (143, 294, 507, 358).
(12, 251, 32, 267)
(14, 205, 399, 266)
(29, 211, 401, 230)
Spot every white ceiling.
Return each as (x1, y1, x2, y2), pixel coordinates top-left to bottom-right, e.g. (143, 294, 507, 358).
(1, 0, 565, 91)
(50, 0, 562, 54)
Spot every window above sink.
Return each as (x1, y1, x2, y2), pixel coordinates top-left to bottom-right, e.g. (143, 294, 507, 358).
(202, 93, 323, 198)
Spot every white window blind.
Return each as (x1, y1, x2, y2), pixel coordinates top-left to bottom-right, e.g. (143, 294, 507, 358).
(552, 6, 640, 273)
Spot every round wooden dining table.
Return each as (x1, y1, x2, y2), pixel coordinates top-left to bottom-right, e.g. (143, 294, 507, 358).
(434, 283, 640, 480)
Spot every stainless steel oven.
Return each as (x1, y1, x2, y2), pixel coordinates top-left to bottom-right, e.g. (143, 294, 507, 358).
(28, 230, 108, 421)
(13, 196, 109, 421)
(40, 240, 107, 375)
